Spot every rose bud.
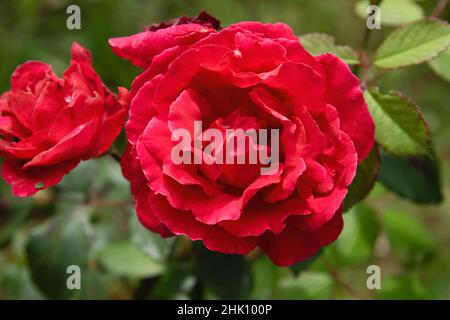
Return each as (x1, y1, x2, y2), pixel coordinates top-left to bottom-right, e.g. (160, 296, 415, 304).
(0, 42, 128, 197)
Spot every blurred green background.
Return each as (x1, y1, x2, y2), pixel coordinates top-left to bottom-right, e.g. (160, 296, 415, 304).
(0, 0, 449, 300)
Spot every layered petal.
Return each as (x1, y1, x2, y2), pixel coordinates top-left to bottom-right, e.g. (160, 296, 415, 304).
(1, 158, 80, 197)
(316, 53, 375, 161)
(0, 42, 128, 196)
(149, 193, 257, 255)
(109, 24, 215, 68)
(259, 210, 343, 266)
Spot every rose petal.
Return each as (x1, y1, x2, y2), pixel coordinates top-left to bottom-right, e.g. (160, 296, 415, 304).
(10, 61, 56, 92)
(259, 210, 343, 266)
(149, 193, 257, 254)
(135, 188, 173, 238)
(1, 158, 79, 197)
(220, 197, 310, 237)
(316, 53, 375, 161)
(228, 22, 299, 41)
(24, 120, 99, 169)
(109, 24, 215, 68)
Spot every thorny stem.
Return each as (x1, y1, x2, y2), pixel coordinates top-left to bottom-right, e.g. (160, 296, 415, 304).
(431, 0, 448, 18)
(357, 0, 382, 87)
(360, 0, 382, 49)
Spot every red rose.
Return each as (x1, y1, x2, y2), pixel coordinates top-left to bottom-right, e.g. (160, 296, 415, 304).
(0, 43, 128, 197)
(111, 17, 375, 266)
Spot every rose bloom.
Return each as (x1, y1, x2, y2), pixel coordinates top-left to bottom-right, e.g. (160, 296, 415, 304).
(0, 43, 128, 197)
(111, 13, 375, 266)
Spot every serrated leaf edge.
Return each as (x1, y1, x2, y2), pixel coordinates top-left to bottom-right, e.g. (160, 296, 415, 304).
(365, 87, 432, 157)
(374, 18, 450, 69)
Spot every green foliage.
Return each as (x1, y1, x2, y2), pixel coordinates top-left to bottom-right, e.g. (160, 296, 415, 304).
(0, 264, 43, 299)
(379, 151, 443, 204)
(299, 33, 359, 64)
(364, 88, 431, 156)
(377, 275, 433, 300)
(381, 210, 435, 265)
(0, 198, 33, 246)
(374, 19, 450, 69)
(428, 47, 450, 82)
(151, 262, 196, 299)
(73, 271, 109, 300)
(196, 245, 252, 299)
(325, 205, 380, 267)
(344, 146, 381, 212)
(272, 271, 334, 299)
(98, 241, 164, 278)
(250, 256, 284, 299)
(129, 213, 174, 262)
(25, 209, 91, 299)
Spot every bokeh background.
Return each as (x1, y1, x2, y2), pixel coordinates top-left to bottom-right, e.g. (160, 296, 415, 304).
(0, 0, 449, 299)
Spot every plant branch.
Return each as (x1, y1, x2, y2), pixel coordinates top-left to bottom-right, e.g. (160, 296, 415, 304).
(431, 0, 448, 18)
(361, 0, 383, 49)
(357, 0, 382, 82)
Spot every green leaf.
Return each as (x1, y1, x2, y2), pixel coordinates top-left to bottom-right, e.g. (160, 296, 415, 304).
(151, 262, 196, 299)
(428, 47, 450, 82)
(375, 18, 450, 69)
(129, 212, 174, 262)
(196, 246, 252, 299)
(429, 268, 450, 299)
(250, 256, 284, 299)
(344, 146, 381, 211)
(364, 88, 431, 156)
(379, 151, 443, 204)
(300, 33, 359, 64)
(0, 197, 33, 246)
(25, 208, 91, 299)
(272, 271, 333, 299)
(382, 210, 435, 265)
(58, 160, 99, 194)
(325, 205, 380, 267)
(58, 157, 130, 205)
(355, 0, 424, 27)
(0, 263, 44, 299)
(98, 241, 164, 279)
(72, 271, 109, 300)
(377, 275, 433, 299)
